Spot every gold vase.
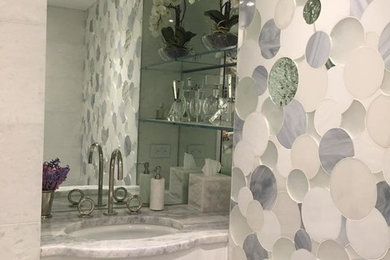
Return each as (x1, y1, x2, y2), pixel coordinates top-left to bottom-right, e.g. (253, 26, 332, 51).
(41, 190, 54, 219)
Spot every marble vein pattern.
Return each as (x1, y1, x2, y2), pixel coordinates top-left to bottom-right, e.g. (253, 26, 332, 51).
(41, 205, 228, 258)
(319, 128, 355, 173)
(350, 0, 371, 18)
(249, 165, 277, 210)
(378, 22, 390, 70)
(294, 229, 312, 252)
(259, 19, 281, 59)
(243, 234, 269, 260)
(277, 100, 307, 149)
(306, 31, 331, 68)
(375, 181, 390, 225)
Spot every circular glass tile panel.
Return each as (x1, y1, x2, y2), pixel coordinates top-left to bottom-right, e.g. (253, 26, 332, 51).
(259, 19, 281, 59)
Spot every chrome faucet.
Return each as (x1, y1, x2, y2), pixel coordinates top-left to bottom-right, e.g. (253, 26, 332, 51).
(104, 149, 123, 216)
(88, 143, 105, 207)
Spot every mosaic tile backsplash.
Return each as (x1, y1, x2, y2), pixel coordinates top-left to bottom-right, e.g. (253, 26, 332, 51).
(81, 0, 142, 185)
(230, 0, 390, 259)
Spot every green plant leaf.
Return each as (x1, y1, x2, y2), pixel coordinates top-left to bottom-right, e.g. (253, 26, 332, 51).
(161, 27, 176, 45)
(226, 15, 239, 29)
(204, 10, 225, 24)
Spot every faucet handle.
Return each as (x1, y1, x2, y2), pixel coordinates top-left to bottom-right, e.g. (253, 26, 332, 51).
(78, 197, 95, 218)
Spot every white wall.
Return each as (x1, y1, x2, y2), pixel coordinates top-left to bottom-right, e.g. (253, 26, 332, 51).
(0, 0, 47, 258)
(44, 6, 85, 185)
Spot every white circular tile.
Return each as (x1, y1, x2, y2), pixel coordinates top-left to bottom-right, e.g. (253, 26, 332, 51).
(257, 210, 281, 251)
(279, 6, 315, 59)
(295, 60, 328, 112)
(314, 99, 342, 136)
(246, 200, 264, 232)
(232, 167, 247, 202)
(346, 209, 389, 259)
(330, 17, 365, 64)
(230, 206, 253, 247)
(233, 140, 259, 176)
(275, 136, 293, 178)
(317, 240, 349, 260)
(261, 97, 284, 135)
(291, 249, 316, 260)
(367, 95, 390, 148)
(272, 237, 295, 260)
(361, 0, 390, 36)
(260, 140, 278, 168)
(306, 31, 331, 68)
(243, 112, 270, 156)
(314, 0, 350, 34)
(272, 192, 301, 239)
(330, 158, 377, 220)
(274, 0, 295, 29)
(340, 100, 366, 138)
(287, 169, 309, 203)
(366, 31, 380, 49)
(238, 187, 254, 217)
(245, 9, 262, 42)
(231, 246, 247, 260)
(302, 187, 342, 242)
(354, 131, 385, 173)
(291, 134, 320, 179)
(383, 149, 390, 186)
(236, 77, 259, 120)
(326, 66, 354, 113)
(344, 47, 384, 100)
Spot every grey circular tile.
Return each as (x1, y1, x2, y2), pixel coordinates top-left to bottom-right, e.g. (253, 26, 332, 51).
(376, 181, 390, 226)
(124, 136, 132, 157)
(319, 128, 355, 173)
(277, 100, 307, 149)
(243, 234, 269, 260)
(378, 22, 390, 70)
(306, 31, 331, 68)
(252, 65, 268, 96)
(259, 19, 281, 59)
(294, 229, 312, 252)
(239, 0, 256, 28)
(249, 165, 277, 209)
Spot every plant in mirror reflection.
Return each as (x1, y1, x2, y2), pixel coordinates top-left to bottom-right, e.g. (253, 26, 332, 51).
(149, 0, 196, 51)
(42, 158, 70, 191)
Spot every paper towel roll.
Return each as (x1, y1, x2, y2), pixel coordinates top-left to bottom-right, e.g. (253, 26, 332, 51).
(150, 178, 165, 210)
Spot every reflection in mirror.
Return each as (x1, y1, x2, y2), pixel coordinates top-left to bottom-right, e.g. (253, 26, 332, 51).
(44, 0, 236, 213)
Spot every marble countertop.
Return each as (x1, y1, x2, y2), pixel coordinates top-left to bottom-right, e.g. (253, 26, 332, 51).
(41, 205, 229, 259)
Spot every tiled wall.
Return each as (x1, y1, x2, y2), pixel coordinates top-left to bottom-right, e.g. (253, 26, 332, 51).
(44, 6, 85, 185)
(81, 0, 143, 185)
(230, 0, 390, 259)
(0, 0, 47, 258)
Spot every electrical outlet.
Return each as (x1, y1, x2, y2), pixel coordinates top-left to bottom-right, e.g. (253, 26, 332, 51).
(150, 144, 171, 158)
(187, 144, 205, 159)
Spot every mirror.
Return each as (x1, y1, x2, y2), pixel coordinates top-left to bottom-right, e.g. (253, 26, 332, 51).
(44, 0, 236, 212)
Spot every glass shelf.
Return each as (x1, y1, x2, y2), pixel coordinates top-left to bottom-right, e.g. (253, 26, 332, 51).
(140, 118, 234, 131)
(141, 46, 237, 74)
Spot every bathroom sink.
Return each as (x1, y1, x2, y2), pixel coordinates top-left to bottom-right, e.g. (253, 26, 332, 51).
(64, 216, 183, 241)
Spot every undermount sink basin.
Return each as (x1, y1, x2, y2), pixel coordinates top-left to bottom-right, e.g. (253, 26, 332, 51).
(64, 216, 183, 241)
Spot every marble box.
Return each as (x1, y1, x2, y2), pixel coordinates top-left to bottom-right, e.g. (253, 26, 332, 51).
(188, 174, 231, 212)
(169, 167, 201, 203)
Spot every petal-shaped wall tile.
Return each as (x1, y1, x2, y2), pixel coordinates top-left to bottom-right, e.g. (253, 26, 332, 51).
(272, 237, 296, 260)
(291, 134, 321, 179)
(367, 95, 390, 148)
(317, 240, 349, 260)
(287, 169, 310, 203)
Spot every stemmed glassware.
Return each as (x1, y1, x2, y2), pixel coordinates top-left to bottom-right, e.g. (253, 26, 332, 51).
(167, 80, 186, 122)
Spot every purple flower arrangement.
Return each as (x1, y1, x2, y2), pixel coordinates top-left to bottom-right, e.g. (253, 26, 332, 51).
(42, 158, 70, 191)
